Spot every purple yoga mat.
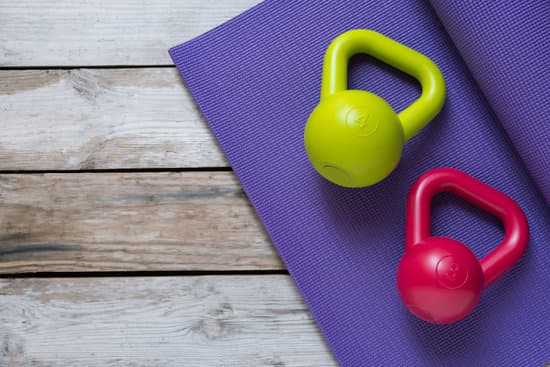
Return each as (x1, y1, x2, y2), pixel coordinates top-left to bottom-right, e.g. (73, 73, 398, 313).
(170, 1, 550, 366)
(429, 0, 550, 205)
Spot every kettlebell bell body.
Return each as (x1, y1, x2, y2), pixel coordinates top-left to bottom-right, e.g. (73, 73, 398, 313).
(305, 90, 403, 186)
(304, 30, 446, 187)
(397, 168, 529, 324)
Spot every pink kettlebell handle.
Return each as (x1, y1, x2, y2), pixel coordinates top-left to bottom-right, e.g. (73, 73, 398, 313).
(406, 168, 529, 288)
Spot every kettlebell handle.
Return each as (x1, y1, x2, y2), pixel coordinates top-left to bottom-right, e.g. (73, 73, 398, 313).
(405, 168, 529, 288)
(320, 30, 446, 142)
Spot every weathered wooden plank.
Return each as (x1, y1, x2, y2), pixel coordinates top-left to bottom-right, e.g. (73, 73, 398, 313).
(0, 275, 336, 367)
(0, 172, 283, 273)
(0, 68, 228, 170)
(0, 0, 262, 67)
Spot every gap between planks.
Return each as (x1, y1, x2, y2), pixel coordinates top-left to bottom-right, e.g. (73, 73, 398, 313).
(0, 167, 233, 175)
(0, 269, 289, 279)
(0, 65, 177, 71)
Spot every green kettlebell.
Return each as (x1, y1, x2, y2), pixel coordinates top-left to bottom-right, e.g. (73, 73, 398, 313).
(304, 30, 446, 187)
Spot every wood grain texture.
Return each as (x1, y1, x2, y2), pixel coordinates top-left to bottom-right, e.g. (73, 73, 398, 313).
(0, 68, 228, 170)
(0, 275, 336, 367)
(0, 0, 262, 67)
(0, 172, 283, 273)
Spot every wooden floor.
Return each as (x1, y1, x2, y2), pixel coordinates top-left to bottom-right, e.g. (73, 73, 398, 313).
(0, 1, 336, 366)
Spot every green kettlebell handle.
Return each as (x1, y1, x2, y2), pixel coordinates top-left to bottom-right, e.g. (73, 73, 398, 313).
(320, 30, 446, 142)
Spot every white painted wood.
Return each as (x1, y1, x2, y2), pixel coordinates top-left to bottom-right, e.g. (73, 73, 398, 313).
(0, 0, 262, 66)
(0, 172, 283, 273)
(0, 275, 336, 367)
(0, 68, 228, 170)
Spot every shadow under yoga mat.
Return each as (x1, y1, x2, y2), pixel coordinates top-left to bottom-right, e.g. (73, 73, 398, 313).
(169, 1, 550, 366)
